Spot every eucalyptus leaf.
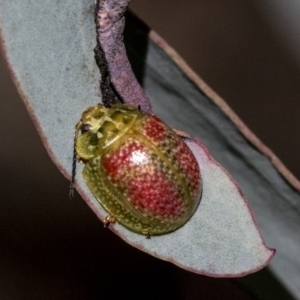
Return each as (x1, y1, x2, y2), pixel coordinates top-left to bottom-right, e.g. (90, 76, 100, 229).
(0, 0, 299, 294)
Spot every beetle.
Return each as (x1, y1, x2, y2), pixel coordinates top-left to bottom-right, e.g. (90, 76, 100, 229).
(75, 103, 202, 236)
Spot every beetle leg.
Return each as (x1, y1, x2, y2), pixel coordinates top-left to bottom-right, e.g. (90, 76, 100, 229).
(103, 215, 116, 228)
(143, 230, 152, 239)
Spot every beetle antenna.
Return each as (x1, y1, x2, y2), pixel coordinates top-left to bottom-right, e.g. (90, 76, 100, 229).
(69, 130, 78, 199)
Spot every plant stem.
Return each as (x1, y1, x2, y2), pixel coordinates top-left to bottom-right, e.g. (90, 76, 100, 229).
(95, 0, 153, 114)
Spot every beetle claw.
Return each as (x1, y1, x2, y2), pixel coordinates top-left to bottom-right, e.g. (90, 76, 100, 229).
(145, 231, 152, 239)
(103, 215, 116, 228)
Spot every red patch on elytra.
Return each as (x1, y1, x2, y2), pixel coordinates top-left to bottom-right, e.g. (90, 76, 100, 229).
(127, 172, 185, 218)
(143, 115, 166, 142)
(102, 141, 148, 183)
(175, 140, 201, 196)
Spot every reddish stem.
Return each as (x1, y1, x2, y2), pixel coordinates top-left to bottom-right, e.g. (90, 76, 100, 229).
(95, 0, 153, 114)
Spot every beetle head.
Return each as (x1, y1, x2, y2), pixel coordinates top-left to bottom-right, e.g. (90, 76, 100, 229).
(75, 104, 141, 160)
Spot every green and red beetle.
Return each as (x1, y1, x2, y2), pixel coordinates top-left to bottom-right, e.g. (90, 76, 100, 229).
(75, 104, 202, 236)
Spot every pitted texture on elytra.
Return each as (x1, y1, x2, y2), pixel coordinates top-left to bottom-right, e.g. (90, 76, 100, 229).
(102, 139, 186, 219)
(76, 104, 202, 235)
(140, 115, 201, 210)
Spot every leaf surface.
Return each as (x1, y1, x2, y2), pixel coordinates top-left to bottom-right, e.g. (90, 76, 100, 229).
(2, 0, 298, 279)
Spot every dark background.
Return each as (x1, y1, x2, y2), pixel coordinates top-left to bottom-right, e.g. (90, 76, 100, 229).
(0, 1, 299, 299)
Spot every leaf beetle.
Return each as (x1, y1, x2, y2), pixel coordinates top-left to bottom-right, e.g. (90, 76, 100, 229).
(75, 104, 202, 237)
